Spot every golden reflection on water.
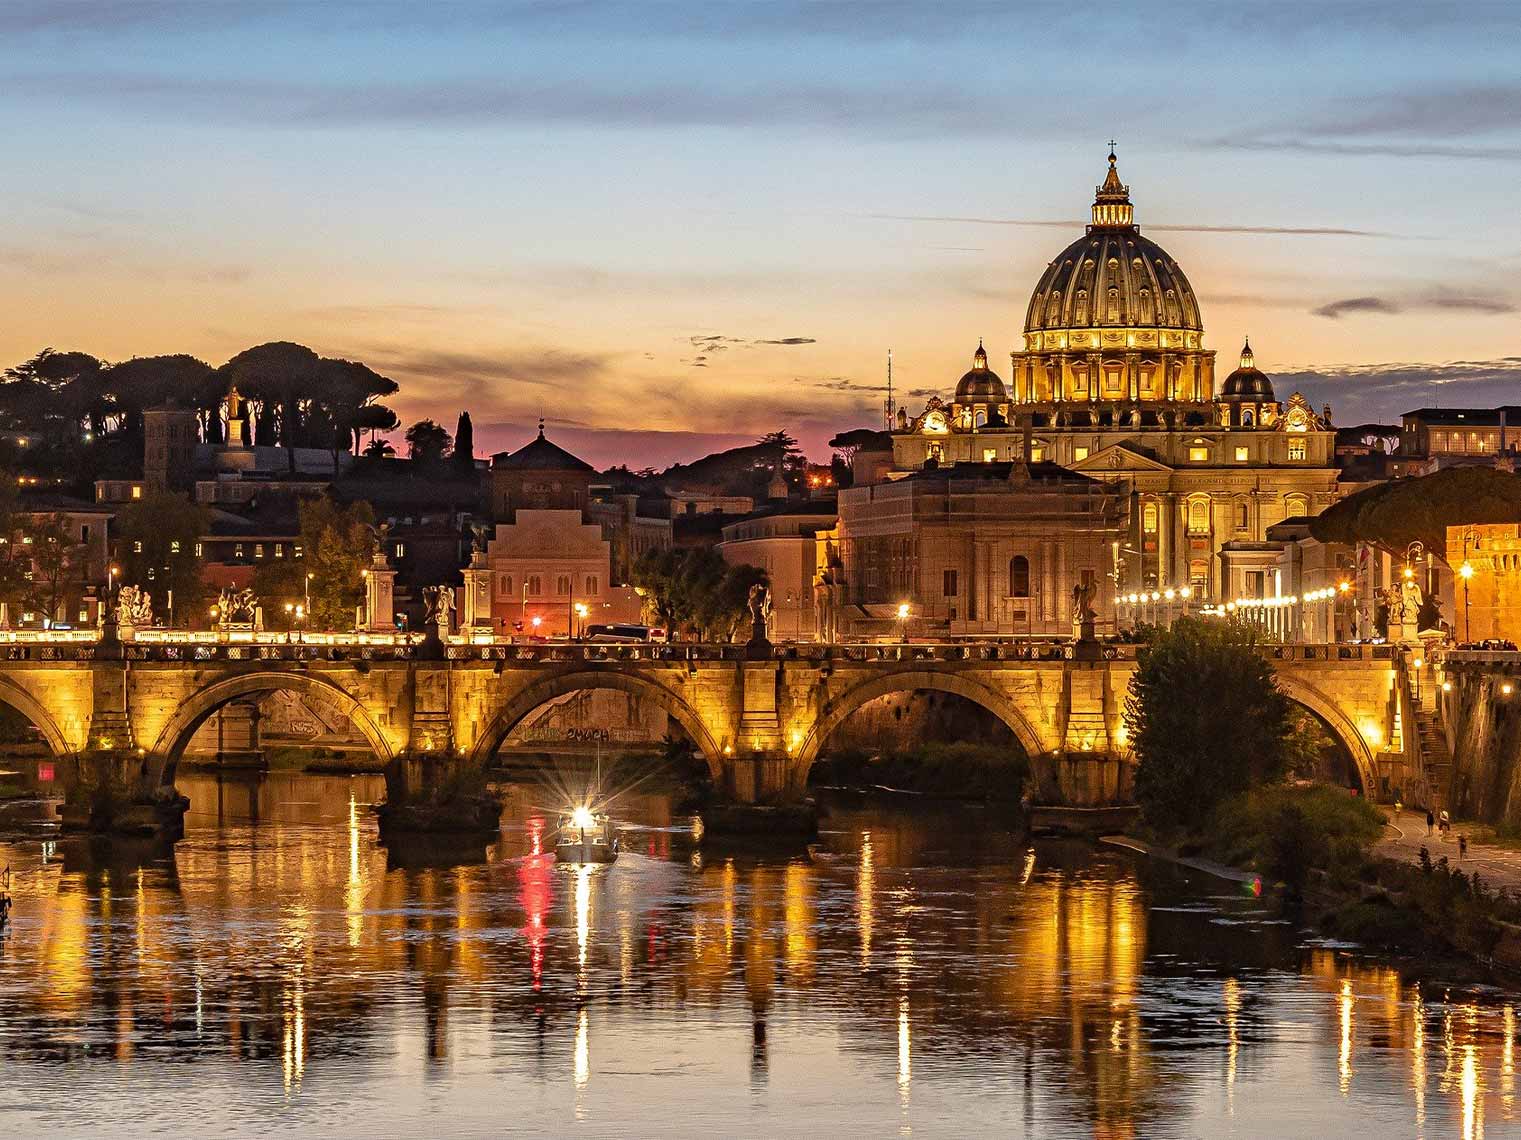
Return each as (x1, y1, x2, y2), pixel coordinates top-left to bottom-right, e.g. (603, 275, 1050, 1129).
(5, 776, 1521, 1135)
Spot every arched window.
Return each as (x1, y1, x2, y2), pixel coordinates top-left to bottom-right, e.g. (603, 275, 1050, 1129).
(585, 575, 598, 595)
(1106, 287, 1120, 322)
(1285, 494, 1309, 517)
(1189, 560, 1208, 590)
(500, 574, 512, 595)
(1142, 502, 1158, 534)
(555, 574, 571, 596)
(1075, 290, 1089, 324)
(1187, 498, 1210, 535)
(1138, 288, 1153, 323)
(1237, 503, 1249, 530)
(1009, 555, 1030, 597)
(1165, 289, 1179, 324)
(1046, 291, 1063, 326)
(1241, 409, 1254, 427)
(973, 408, 987, 428)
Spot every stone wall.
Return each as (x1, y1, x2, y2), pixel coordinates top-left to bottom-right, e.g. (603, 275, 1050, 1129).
(1441, 662, 1521, 824)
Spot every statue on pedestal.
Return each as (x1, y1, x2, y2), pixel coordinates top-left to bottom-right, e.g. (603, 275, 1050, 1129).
(116, 586, 153, 635)
(422, 585, 456, 636)
(746, 582, 772, 650)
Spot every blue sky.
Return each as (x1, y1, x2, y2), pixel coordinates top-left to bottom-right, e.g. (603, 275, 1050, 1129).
(1, 1, 1518, 464)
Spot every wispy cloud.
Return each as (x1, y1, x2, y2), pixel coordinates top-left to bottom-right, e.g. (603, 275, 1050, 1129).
(1312, 290, 1514, 319)
(868, 212, 1403, 238)
(1279, 357, 1521, 425)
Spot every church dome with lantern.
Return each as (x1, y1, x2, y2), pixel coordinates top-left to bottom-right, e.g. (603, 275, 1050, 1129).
(954, 341, 1007, 403)
(1008, 150, 1216, 415)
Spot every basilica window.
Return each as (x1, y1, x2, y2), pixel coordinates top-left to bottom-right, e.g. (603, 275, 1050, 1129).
(1164, 290, 1179, 324)
(1236, 503, 1249, 531)
(973, 409, 986, 428)
(1046, 292, 1063, 326)
(1189, 560, 1209, 591)
(1138, 288, 1154, 323)
(1008, 556, 1030, 597)
(983, 448, 997, 463)
(943, 569, 958, 598)
(1188, 446, 1209, 462)
(1030, 444, 1046, 462)
(1241, 409, 1254, 427)
(1073, 446, 1089, 461)
(1285, 494, 1309, 517)
(1075, 291, 1089, 323)
(1187, 499, 1210, 534)
(1142, 502, 1158, 534)
(1106, 287, 1120, 322)
(1235, 446, 1249, 462)
(1287, 439, 1307, 461)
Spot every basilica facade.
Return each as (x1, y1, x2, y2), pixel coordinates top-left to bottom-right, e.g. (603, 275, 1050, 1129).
(836, 152, 1339, 635)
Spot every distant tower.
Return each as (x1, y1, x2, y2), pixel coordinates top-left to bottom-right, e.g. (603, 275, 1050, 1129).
(143, 404, 199, 494)
(884, 349, 895, 430)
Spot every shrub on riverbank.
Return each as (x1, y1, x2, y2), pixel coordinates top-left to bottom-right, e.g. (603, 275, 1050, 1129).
(1206, 785, 1384, 895)
(812, 742, 1027, 801)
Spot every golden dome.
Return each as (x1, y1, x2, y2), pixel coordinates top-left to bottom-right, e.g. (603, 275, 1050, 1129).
(955, 340, 1007, 403)
(1022, 150, 1203, 340)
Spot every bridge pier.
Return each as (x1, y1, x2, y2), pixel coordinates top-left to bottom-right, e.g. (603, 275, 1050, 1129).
(213, 700, 266, 770)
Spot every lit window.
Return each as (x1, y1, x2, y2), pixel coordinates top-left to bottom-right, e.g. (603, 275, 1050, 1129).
(194, 542, 203, 557)
(1073, 446, 1089, 462)
(1285, 494, 1309, 517)
(1234, 446, 1249, 462)
(1142, 502, 1158, 534)
(293, 544, 303, 559)
(274, 544, 283, 558)
(394, 542, 406, 558)
(133, 540, 142, 553)
(234, 543, 244, 558)
(254, 543, 265, 559)
(1187, 499, 1210, 534)
(1031, 445, 1046, 462)
(170, 540, 181, 554)
(1188, 446, 1209, 462)
(131, 486, 142, 500)
(983, 448, 997, 463)
(1287, 439, 1306, 461)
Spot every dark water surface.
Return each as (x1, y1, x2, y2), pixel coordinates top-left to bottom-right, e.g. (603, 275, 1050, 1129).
(0, 771, 1516, 1138)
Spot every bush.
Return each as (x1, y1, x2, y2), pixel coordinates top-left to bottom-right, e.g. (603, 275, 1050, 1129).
(1208, 785, 1384, 895)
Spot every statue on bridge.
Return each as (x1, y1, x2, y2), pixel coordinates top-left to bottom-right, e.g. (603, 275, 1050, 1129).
(215, 586, 259, 627)
(422, 584, 456, 635)
(746, 581, 772, 654)
(1071, 578, 1099, 658)
(115, 586, 153, 633)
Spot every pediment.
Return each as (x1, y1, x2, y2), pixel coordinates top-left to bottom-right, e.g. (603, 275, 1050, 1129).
(1070, 443, 1173, 474)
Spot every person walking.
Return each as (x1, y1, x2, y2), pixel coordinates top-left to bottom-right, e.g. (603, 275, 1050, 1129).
(1440, 809, 1451, 836)
(1427, 809, 1435, 836)
(1459, 833, 1469, 860)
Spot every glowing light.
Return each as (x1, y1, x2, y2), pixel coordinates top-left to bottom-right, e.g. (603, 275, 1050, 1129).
(1505, 682, 1516, 696)
(570, 805, 597, 831)
(895, 602, 911, 620)
(1460, 561, 1474, 581)
(1339, 977, 1354, 1095)
(1180, 586, 1193, 599)
(1443, 680, 1453, 692)
(1362, 722, 1382, 746)
(1338, 581, 1351, 592)
(1414, 657, 1424, 669)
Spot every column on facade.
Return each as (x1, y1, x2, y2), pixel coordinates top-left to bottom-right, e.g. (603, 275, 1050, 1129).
(1087, 354, 1101, 403)
(1157, 493, 1172, 589)
(1160, 353, 1173, 401)
(1126, 353, 1139, 402)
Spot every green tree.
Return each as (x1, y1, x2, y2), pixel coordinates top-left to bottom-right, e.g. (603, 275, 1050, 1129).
(1310, 466, 1521, 560)
(453, 411, 476, 476)
(255, 498, 376, 631)
(22, 513, 79, 624)
(220, 342, 322, 474)
(114, 491, 212, 621)
(632, 547, 766, 641)
(405, 419, 451, 466)
(1124, 617, 1298, 833)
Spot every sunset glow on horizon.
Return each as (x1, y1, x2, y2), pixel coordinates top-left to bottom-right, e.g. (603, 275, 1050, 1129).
(2, 2, 1518, 466)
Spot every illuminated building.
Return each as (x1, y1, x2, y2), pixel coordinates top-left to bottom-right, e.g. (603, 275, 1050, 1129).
(879, 150, 1340, 608)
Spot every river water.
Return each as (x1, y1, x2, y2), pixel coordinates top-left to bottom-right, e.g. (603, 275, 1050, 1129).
(0, 770, 1516, 1138)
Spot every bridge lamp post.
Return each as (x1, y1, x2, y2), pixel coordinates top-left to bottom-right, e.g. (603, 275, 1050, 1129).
(896, 602, 911, 644)
(1459, 561, 1474, 645)
(574, 602, 589, 640)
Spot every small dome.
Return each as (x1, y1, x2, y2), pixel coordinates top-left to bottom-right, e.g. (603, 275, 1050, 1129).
(1220, 338, 1275, 400)
(955, 340, 1007, 403)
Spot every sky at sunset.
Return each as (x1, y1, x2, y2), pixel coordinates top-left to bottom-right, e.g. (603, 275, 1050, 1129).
(1, 1, 1518, 467)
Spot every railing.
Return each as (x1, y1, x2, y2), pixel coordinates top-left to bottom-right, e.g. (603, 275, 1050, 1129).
(0, 638, 1403, 667)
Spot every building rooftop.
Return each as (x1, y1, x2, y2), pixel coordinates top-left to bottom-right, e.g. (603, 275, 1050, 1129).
(491, 426, 596, 472)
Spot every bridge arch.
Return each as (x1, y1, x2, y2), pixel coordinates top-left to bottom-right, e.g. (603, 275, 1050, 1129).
(795, 668, 1046, 780)
(471, 668, 723, 777)
(147, 671, 396, 786)
(1273, 673, 1378, 795)
(0, 675, 70, 755)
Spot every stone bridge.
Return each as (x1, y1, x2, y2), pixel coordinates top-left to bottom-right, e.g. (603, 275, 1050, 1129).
(0, 641, 1408, 822)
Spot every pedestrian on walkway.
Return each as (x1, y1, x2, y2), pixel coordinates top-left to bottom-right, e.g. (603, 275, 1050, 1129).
(1441, 809, 1451, 836)
(1459, 833, 1469, 860)
(1427, 809, 1435, 836)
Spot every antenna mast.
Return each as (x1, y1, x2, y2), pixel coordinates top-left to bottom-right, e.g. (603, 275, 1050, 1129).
(884, 349, 895, 430)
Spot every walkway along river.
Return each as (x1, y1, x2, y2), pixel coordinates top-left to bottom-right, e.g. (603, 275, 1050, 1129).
(0, 770, 1517, 1137)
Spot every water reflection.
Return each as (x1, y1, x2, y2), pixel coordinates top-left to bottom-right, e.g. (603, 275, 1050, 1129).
(0, 773, 1518, 1135)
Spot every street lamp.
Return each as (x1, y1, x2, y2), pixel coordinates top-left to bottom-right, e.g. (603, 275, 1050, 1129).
(896, 601, 911, 643)
(1459, 561, 1474, 645)
(574, 602, 589, 640)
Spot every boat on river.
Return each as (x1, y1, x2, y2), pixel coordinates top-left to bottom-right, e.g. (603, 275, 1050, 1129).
(556, 806, 619, 864)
